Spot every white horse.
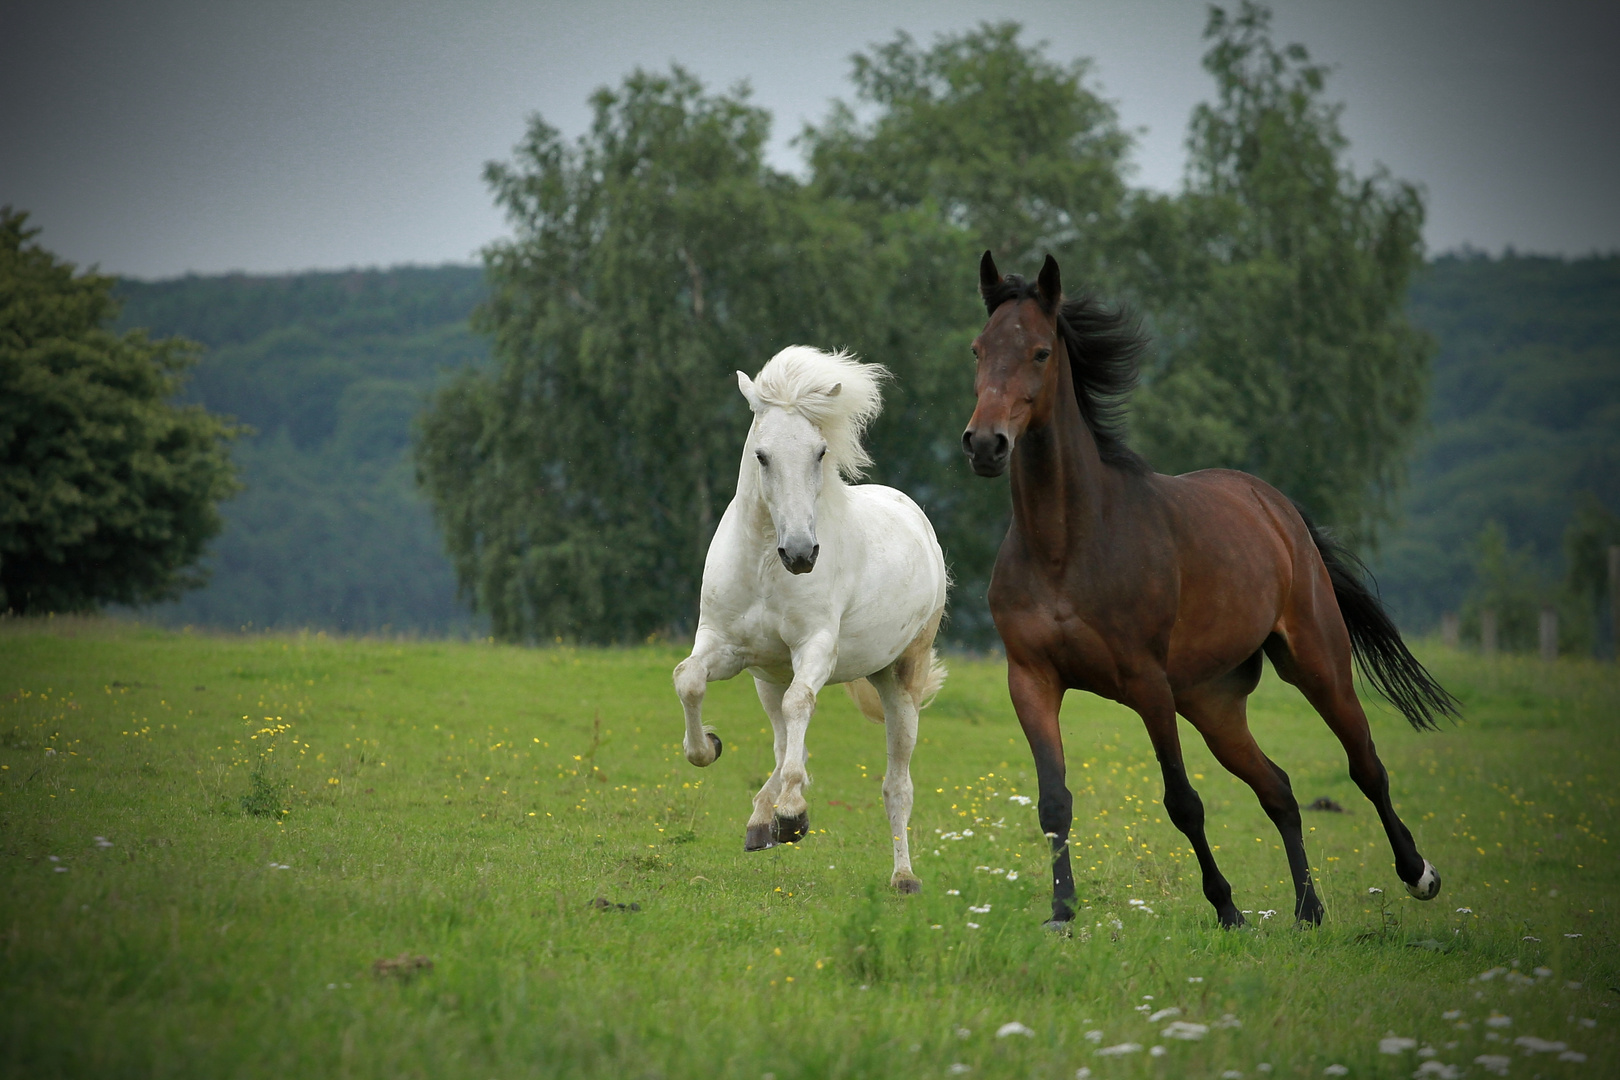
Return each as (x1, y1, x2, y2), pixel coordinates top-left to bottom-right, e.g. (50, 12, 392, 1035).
(673, 345, 948, 892)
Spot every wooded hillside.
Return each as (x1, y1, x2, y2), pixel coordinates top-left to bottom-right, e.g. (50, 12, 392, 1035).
(111, 251, 1617, 643)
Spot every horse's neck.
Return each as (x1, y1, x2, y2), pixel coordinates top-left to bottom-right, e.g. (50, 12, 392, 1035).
(1008, 350, 1111, 561)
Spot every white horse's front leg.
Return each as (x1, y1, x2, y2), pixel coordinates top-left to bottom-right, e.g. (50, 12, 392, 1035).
(771, 635, 836, 845)
(869, 666, 921, 893)
(744, 678, 790, 851)
(673, 631, 747, 767)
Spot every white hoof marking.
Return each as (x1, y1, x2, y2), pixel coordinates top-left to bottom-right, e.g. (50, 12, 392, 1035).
(1405, 859, 1440, 900)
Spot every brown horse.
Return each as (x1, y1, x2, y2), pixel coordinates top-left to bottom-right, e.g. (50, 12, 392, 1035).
(962, 252, 1457, 929)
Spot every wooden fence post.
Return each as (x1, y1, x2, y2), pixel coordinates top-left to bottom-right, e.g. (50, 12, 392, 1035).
(1610, 545, 1619, 663)
(1481, 610, 1498, 657)
(1440, 612, 1459, 650)
(1540, 606, 1558, 663)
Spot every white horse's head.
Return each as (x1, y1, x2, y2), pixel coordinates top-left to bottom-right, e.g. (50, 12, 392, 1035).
(736, 346, 889, 576)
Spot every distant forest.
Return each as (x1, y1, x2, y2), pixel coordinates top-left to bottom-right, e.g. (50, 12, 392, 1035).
(113, 253, 1619, 644)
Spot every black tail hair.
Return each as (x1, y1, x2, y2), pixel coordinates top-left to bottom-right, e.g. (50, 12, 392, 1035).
(1297, 505, 1460, 731)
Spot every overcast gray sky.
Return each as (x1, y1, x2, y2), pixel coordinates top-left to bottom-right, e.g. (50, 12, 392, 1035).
(4, 0, 1616, 279)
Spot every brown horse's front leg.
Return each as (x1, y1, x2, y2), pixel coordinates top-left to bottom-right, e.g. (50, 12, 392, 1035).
(1007, 661, 1075, 927)
(1131, 677, 1245, 929)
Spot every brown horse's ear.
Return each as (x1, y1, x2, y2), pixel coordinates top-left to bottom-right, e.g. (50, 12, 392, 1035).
(979, 250, 1002, 301)
(1037, 253, 1062, 312)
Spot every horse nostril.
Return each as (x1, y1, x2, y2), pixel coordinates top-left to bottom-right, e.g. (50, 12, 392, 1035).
(777, 547, 789, 563)
(993, 432, 1009, 457)
(962, 429, 975, 454)
(810, 544, 819, 562)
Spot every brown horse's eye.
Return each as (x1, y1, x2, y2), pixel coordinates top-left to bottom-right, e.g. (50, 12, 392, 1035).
(1034, 348, 1052, 363)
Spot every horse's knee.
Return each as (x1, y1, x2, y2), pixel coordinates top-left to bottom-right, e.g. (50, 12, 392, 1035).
(674, 658, 707, 706)
(1163, 783, 1205, 834)
(783, 683, 816, 716)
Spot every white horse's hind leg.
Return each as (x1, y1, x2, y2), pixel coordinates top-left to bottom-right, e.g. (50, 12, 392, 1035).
(673, 632, 746, 768)
(869, 666, 921, 893)
(745, 678, 790, 851)
(771, 635, 836, 845)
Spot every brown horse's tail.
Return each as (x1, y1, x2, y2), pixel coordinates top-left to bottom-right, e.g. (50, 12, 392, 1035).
(1297, 505, 1460, 731)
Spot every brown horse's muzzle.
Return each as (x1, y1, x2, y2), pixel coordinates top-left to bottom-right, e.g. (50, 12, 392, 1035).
(962, 426, 1011, 477)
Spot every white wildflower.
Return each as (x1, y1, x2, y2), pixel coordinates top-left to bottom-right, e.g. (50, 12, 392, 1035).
(1455, 907, 1471, 914)
(1188, 976, 1204, 983)
(1009, 795, 1032, 805)
(1161, 1021, 1207, 1041)
(1084, 1030, 1103, 1043)
(1094, 1043, 1142, 1057)
(1323, 1067, 1348, 1077)
(1512, 1037, 1567, 1054)
(1380, 1036, 1418, 1054)
(947, 1064, 971, 1075)
(1150, 1046, 1167, 1058)
(966, 922, 980, 930)
(1533, 967, 1552, 978)
(1413, 1063, 1460, 1079)
(1147, 1008, 1181, 1023)
(946, 889, 960, 895)
(1485, 1014, 1511, 1029)
(1368, 887, 1384, 895)
(1557, 1050, 1586, 1062)
(1473, 1054, 1511, 1076)
(995, 1022, 1033, 1039)
(1005, 870, 1018, 881)
(1442, 1010, 1462, 1021)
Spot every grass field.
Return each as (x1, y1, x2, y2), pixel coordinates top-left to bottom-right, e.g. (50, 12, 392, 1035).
(1, 617, 1615, 1079)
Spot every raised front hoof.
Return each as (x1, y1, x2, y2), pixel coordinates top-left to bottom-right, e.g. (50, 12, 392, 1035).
(685, 732, 723, 768)
(744, 823, 778, 852)
(771, 811, 809, 845)
(1403, 859, 1441, 901)
(890, 873, 922, 895)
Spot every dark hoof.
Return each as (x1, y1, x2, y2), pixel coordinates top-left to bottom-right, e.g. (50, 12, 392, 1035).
(1042, 919, 1073, 937)
(706, 732, 723, 761)
(891, 874, 921, 894)
(1218, 908, 1248, 930)
(744, 823, 777, 852)
(772, 811, 809, 844)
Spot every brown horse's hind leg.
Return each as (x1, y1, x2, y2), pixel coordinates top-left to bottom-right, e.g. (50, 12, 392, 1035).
(1180, 675, 1324, 925)
(1129, 676, 1244, 929)
(1264, 632, 1438, 899)
(1007, 661, 1077, 926)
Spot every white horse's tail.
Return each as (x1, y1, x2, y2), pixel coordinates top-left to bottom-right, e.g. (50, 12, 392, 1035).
(844, 611, 948, 722)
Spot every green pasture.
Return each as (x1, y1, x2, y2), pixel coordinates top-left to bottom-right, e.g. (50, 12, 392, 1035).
(1, 618, 1615, 1078)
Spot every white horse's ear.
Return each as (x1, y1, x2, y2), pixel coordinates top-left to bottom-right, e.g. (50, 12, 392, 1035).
(737, 371, 763, 412)
(825, 383, 842, 397)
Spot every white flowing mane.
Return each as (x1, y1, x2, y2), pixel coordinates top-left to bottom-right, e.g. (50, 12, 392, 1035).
(751, 346, 889, 480)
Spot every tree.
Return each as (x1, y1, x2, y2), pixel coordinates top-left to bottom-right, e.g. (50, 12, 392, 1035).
(1126, 2, 1433, 540)
(415, 69, 877, 642)
(0, 208, 240, 613)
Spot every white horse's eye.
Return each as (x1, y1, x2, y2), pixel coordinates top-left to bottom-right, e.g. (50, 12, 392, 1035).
(817, 447, 827, 461)
(755, 450, 768, 466)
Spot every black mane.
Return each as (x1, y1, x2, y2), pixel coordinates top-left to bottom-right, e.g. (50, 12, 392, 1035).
(983, 274, 1151, 473)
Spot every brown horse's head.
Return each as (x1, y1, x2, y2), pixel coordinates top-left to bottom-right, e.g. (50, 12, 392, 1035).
(962, 251, 1065, 477)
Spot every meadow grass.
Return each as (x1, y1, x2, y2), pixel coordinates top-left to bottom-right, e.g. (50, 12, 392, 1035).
(1, 617, 1615, 1079)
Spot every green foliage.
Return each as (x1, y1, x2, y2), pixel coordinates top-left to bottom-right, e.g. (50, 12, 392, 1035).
(0, 209, 239, 613)
(425, 11, 1439, 644)
(115, 266, 488, 633)
(1373, 252, 1620, 636)
(1125, 3, 1431, 538)
(2, 620, 1617, 1076)
(1460, 521, 1543, 652)
(417, 69, 886, 641)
